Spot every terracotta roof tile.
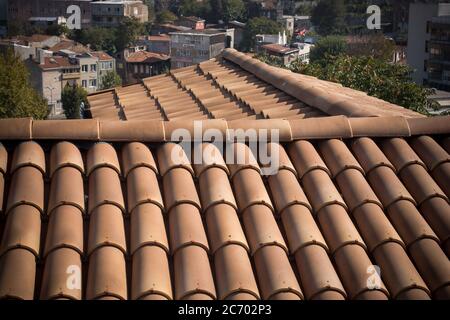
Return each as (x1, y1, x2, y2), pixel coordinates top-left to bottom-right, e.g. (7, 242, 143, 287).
(205, 203, 249, 254)
(173, 245, 216, 300)
(130, 203, 168, 255)
(88, 204, 126, 255)
(48, 167, 85, 214)
(49, 142, 85, 177)
(169, 204, 209, 254)
(214, 244, 260, 300)
(0, 205, 41, 257)
(86, 246, 127, 300)
(121, 142, 158, 177)
(44, 205, 83, 257)
(40, 248, 83, 300)
(0, 117, 449, 300)
(132, 246, 172, 300)
(294, 245, 346, 300)
(0, 249, 36, 299)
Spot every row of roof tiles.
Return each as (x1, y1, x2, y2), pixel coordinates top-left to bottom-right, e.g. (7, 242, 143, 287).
(0, 128, 449, 299)
(87, 49, 422, 121)
(1, 116, 449, 142)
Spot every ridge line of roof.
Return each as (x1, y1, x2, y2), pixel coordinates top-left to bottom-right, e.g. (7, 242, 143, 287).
(221, 49, 424, 118)
(0, 116, 449, 142)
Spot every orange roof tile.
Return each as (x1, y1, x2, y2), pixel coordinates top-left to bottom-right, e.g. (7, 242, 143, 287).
(0, 116, 449, 300)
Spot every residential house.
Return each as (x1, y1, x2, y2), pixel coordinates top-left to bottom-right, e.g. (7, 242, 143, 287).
(117, 50, 170, 84)
(26, 52, 81, 118)
(91, 51, 116, 89)
(291, 42, 314, 63)
(278, 15, 294, 36)
(255, 31, 288, 51)
(0, 34, 61, 60)
(261, 43, 299, 66)
(170, 29, 227, 69)
(176, 16, 205, 30)
(91, 0, 148, 27)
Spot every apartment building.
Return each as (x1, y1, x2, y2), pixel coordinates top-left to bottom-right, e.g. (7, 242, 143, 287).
(91, 51, 116, 88)
(170, 29, 227, 69)
(0, 34, 60, 60)
(138, 34, 171, 55)
(27, 52, 81, 117)
(91, 0, 148, 27)
(407, 3, 450, 91)
(261, 43, 299, 66)
(7, 0, 92, 28)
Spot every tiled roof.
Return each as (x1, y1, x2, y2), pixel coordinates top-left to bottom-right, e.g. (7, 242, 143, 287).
(262, 43, 300, 54)
(90, 51, 113, 61)
(0, 116, 449, 300)
(39, 56, 78, 70)
(48, 40, 90, 54)
(87, 49, 423, 121)
(125, 51, 170, 63)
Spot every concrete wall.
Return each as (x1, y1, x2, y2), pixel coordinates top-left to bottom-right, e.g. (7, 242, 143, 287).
(79, 55, 99, 93)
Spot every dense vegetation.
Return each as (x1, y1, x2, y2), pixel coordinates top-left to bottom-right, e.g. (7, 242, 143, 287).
(0, 50, 48, 119)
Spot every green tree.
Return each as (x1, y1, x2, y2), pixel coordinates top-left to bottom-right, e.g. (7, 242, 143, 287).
(115, 17, 145, 52)
(222, 0, 246, 23)
(311, 0, 346, 35)
(290, 55, 433, 114)
(346, 34, 396, 62)
(309, 35, 347, 64)
(0, 50, 48, 119)
(242, 17, 282, 51)
(69, 27, 117, 53)
(100, 70, 122, 90)
(178, 0, 211, 17)
(156, 10, 178, 24)
(61, 84, 87, 119)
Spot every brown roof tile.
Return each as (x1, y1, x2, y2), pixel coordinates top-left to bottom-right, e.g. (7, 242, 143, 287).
(132, 246, 172, 300)
(214, 244, 260, 300)
(0, 117, 449, 300)
(44, 205, 83, 257)
(294, 244, 346, 300)
(86, 246, 127, 300)
(130, 203, 168, 255)
(40, 248, 83, 300)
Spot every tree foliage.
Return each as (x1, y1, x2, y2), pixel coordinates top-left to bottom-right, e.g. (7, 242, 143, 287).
(62, 84, 87, 119)
(0, 50, 48, 119)
(242, 17, 282, 51)
(100, 70, 122, 90)
(290, 55, 433, 114)
(156, 10, 178, 24)
(116, 17, 146, 52)
(222, 0, 246, 23)
(309, 36, 347, 64)
(70, 27, 117, 53)
(311, 0, 346, 35)
(177, 0, 211, 18)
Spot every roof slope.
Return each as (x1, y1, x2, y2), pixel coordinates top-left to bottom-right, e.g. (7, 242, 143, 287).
(87, 48, 423, 121)
(0, 116, 449, 300)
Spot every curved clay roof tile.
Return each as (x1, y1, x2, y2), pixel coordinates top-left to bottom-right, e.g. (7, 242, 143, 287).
(10, 141, 45, 175)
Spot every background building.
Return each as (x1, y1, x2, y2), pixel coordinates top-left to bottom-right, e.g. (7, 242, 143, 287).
(7, 0, 92, 28)
(407, 3, 450, 91)
(176, 16, 205, 30)
(170, 29, 227, 69)
(91, 0, 148, 27)
(117, 50, 169, 84)
(91, 51, 116, 88)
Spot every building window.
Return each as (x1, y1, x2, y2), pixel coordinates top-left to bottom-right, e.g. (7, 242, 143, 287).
(82, 65, 88, 72)
(89, 79, 97, 87)
(82, 80, 87, 87)
(90, 64, 96, 72)
(134, 65, 139, 73)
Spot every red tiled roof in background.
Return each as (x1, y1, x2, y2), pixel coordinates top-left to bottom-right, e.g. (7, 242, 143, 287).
(87, 49, 423, 121)
(39, 56, 78, 70)
(48, 40, 90, 54)
(90, 51, 114, 61)
(125, 51, 170, 64)
(0, 116, 449, 300)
